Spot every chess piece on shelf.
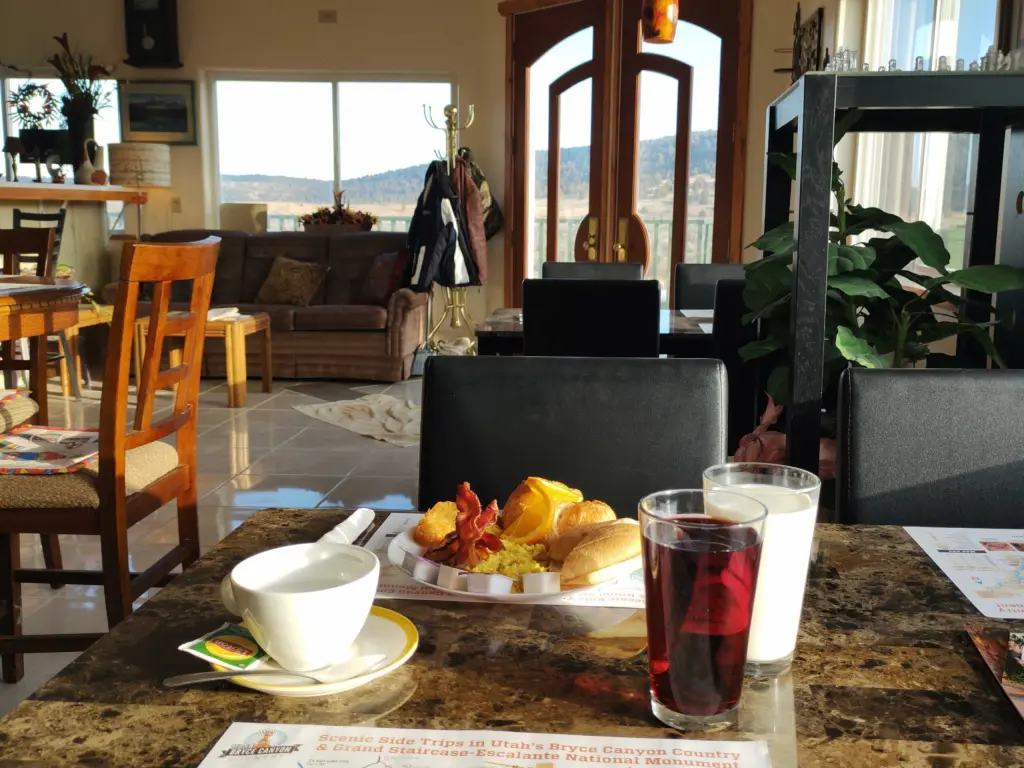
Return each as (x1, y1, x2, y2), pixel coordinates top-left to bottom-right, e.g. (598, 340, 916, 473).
(888, 58, 898, 71)
(970, 60, 980, 72)
(914, 56, 925, 71)
(938, 56, 950, 71)
(956, 58, 965, 71)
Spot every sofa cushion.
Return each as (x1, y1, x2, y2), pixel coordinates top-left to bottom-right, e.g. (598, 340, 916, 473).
(143, 230, 249, 304)
(255, 255, 328, 306)
(356, 250, 411, 307)
(292, 305, 388, 331)
(0, 390, 38, 431)
(0, 440, 179, 509)
(231, 303, 295, 332)
(241, 234, 330, 303)
(324, 232, 408, 305)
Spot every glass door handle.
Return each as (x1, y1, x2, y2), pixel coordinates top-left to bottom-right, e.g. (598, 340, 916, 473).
(612, 218, 628, 262)
(585, 216, 598, 260)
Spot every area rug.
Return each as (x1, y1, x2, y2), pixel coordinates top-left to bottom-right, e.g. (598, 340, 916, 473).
(294, 393, 420, 447)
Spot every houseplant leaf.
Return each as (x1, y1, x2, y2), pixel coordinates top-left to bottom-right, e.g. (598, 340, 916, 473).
(839, 244, 876, 270)
(768, 152, 797, 181)
(882, 220, 950, 273)
(845, 205, 904, 236)
(744, 259, 792, 315)
(739, 337, 787, 361)
(946, 265, 1024, 293)
(766, 365, 791, 405)
(749, 221, 795, 255)
(742, 292, 791, 323)
(828, 274, 889, 299)
(836, 326, 891, 368)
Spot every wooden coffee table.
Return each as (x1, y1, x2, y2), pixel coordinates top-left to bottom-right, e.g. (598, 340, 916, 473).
(134, 311, 272, 408)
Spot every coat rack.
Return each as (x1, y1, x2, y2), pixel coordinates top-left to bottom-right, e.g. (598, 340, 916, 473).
(423, 103, 476, 343)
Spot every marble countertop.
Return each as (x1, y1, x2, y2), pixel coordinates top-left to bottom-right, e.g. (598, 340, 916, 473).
(1, 511, 1021, 767)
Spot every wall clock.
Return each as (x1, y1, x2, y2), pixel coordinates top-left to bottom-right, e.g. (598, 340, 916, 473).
(124, 0, 183, 69)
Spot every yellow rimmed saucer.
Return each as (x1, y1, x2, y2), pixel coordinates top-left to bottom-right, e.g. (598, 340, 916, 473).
(210, 606, 418, 698)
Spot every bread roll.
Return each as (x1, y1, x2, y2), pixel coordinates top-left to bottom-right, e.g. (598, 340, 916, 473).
(544, 501, 617, 555)
(502, 478, 582, 529)
(560, 519, 641, 585)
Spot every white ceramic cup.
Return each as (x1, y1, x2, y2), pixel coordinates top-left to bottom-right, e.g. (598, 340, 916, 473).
(220, 542, 379, 671)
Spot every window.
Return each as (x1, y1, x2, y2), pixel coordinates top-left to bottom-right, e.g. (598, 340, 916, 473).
(851, 0, 999, 272)
(1, 76, 124, 231)
(213, 78, 453, 233)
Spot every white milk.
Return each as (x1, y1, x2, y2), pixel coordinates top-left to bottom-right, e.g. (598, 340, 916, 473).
(707, 484, 817, 665)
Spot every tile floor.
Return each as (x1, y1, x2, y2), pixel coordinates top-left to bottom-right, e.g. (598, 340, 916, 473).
(0, 375, 421, 716)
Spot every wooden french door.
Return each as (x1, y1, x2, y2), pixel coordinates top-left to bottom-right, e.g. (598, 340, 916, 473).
(502, 0, 751, 306)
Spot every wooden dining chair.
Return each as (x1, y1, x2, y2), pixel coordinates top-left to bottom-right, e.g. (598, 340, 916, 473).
(0, 228, 56, 391)
(0, 237, 221, 683)
(836, 368, 1024, 526)
(419, 355, 727, 516)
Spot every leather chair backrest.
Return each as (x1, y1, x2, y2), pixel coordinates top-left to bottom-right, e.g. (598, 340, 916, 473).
(419, 356, 728, 516)
(674, 263, 745, 309)
(522, 278, 660, 357)
(542, 261, 643, 280)
(837, 368, 1024, 526)
(712, 278, 759, 454)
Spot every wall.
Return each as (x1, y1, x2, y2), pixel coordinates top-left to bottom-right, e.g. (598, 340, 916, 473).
(0, 0, 506, 325)
(2, 0, 837, 304)
(742, 0, 839, 260)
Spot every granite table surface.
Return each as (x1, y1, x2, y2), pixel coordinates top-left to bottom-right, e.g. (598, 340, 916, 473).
(475, 308, 706, 338)
(1, 511, 1022, 767)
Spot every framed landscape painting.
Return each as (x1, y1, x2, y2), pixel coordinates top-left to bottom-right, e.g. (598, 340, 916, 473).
(118, 80, 196, 145)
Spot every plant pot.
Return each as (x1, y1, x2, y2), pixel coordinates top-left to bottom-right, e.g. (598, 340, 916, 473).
(303, 221, 372, 234)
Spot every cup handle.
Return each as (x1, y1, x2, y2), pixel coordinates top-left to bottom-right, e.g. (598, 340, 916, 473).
(220, 576, 240, 616)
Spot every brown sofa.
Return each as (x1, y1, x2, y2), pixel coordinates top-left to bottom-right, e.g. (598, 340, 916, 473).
(118, 229, 427, 382)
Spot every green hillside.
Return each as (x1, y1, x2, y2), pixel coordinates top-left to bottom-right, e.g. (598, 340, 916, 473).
(220, 129, 717, 205)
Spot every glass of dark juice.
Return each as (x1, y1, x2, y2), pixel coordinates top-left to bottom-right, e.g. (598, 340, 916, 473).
(639, 489, 767, 731)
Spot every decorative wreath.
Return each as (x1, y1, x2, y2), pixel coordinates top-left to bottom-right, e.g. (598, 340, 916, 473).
(8, 83, 58, 129)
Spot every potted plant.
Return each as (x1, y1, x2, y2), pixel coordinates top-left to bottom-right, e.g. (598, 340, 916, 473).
(736, 153, 1024, 474)
(42, 33, 111, 172)
(299, 190, 378, 233)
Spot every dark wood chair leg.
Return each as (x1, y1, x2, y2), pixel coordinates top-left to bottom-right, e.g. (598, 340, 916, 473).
(0, 533, 25, 683)
(177, 419, 201, 568)
(100, 501, 134, 629)
(40, 535, 65, 589)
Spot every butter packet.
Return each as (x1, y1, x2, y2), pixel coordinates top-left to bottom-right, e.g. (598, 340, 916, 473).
(178, 623, 267, 671)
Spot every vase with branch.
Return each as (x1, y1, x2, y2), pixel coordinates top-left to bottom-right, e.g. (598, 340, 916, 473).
(46, 33, 111, 171)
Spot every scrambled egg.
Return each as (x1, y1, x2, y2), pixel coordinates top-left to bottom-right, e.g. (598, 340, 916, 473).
(469, 543, 547, 589)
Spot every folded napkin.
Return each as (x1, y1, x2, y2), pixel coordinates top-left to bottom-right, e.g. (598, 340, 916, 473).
(207, 307, 241, 322)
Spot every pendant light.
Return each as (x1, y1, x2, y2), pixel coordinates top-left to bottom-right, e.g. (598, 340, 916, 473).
(642, 0, 679, 44)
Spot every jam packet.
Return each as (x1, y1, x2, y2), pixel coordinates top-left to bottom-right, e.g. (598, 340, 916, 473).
(178, 623, 267, 671)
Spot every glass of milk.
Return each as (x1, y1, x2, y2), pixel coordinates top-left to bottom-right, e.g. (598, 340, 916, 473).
(703, 463, 821, 677)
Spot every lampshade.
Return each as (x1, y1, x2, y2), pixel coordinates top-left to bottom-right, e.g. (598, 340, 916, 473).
(108, 142, 172, 188)
(642, 0, 679, 44)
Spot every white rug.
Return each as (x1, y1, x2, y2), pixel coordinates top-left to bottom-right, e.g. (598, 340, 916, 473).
(294, 393, 420, 448)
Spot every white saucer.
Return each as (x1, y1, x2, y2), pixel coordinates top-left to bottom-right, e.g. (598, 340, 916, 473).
(210, 606, 418, 698)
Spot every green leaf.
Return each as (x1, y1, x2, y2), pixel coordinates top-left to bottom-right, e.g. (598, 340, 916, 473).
(882, 220, 950, 272)
(766, 365, 791, 405)
(916, 320, 998, 345)
(739, 338, 787, 361)
(748, 221, 795, 255)
(845, 205, 905, 236)
(968, 325, 1007, 368)
(827, 242, 856, 275)
(833, 110, 862, 144)
(743, 292, 792, 323)
(839, 244, 876, 270)
(946, 265, 1024, 293)
(745, 252, 794, 275)
(743, 259, 792, 315)
(768, 152, 797, 181)
(836, 326, 891, 368)
(828, 273, 890, 299)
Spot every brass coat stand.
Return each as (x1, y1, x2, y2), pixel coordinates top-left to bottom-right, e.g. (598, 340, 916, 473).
(423, 104, 476, 347)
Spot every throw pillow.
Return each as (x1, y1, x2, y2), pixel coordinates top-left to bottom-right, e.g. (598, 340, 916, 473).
(255, 255, 328, 306)
(0, 390, 39, 432)
(357, 250, 407, 307)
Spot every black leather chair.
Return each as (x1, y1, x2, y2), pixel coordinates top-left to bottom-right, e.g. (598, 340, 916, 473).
(674, 263, 745, 309)
(522, 278, 660, 357)
(419, 356, 728, 516)
(713, 278, 758, 454)
(542, 261, 643, 280)
(837, 368, 1024, 526)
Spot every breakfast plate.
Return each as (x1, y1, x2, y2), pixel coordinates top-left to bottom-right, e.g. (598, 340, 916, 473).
(387, 529, 640, 603)
(210, 607, 418, 698)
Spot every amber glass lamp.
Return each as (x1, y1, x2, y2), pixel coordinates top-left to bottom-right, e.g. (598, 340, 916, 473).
(642, 0, 679, 44)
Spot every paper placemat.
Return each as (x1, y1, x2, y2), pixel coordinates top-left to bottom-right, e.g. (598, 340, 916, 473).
(200, 723, 770, 767)
(0, 426, 100, 474)
(365, 514, 645, 609)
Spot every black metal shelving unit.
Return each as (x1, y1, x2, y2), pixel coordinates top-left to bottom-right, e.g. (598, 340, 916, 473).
(764, 71, 1024, 474)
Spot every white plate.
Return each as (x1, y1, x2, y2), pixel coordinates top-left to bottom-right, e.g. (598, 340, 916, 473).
(387, 529, 630, 603)
(210, 606, 418, 698)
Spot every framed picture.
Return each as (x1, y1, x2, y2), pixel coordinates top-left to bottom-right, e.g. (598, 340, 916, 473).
(118, 80, 196, 145)
(791, 5, 824, 83)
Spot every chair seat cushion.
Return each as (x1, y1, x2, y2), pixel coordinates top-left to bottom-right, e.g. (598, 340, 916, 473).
(0, 391, 39, 432)
(292, 305, 388, 331)
(0, 441, 180, 509)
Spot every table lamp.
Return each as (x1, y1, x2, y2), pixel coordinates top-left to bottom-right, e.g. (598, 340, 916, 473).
(3, 137, 26, 182)
(108, 142, 172, 235)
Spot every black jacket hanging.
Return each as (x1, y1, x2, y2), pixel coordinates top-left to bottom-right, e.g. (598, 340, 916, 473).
(405, 161, 480, 290)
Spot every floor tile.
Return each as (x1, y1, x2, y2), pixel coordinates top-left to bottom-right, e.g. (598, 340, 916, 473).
(204, 475, 342, 509)
(190, 446, 266, 475)
(0, 653, 80, 718)
(245, 448, 361, 476)
(317, 476, 417, 510)
(290, 425, 382, 451)
(353, 449, 419, 477)
(251, 391, 328, 410)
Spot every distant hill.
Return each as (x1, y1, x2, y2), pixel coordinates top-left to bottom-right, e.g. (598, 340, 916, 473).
(220, 129, 717, 205)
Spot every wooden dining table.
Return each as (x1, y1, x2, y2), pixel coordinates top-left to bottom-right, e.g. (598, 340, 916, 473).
(0, 508, 1021, 766)
(0, 277, 87, 423)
